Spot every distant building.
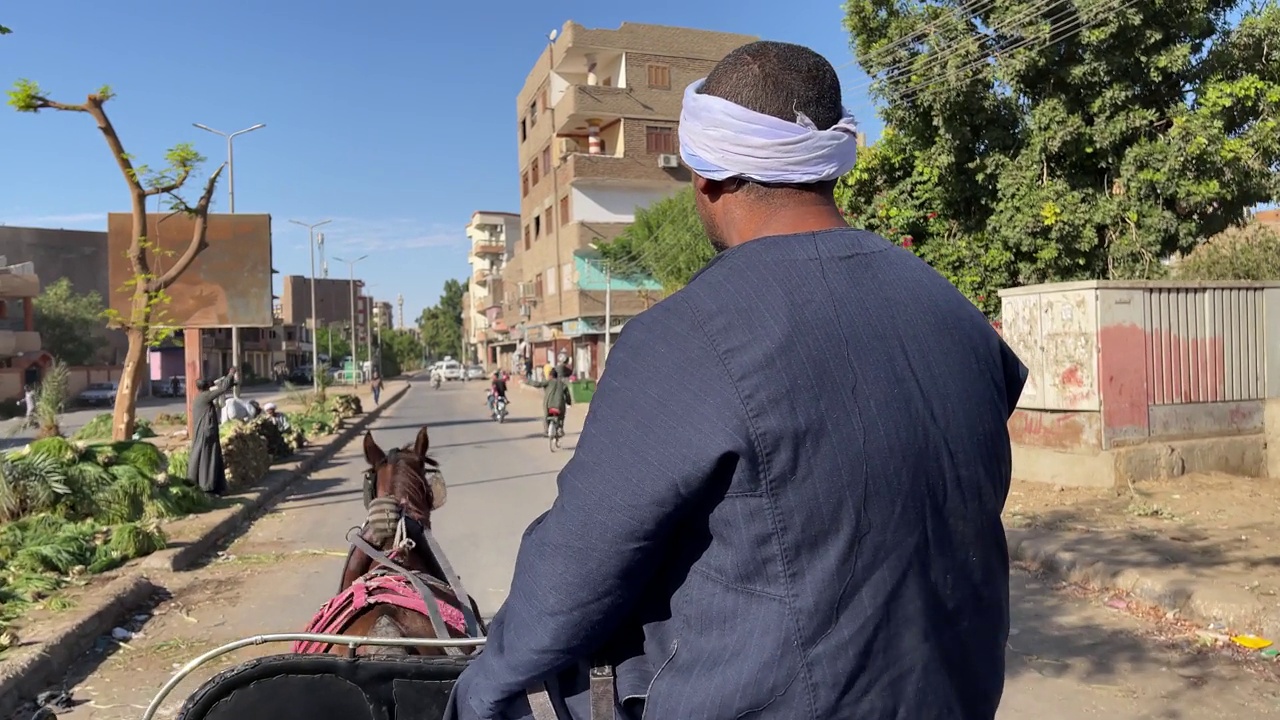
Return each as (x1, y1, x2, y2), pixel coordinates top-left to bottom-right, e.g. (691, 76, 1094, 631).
(1257, 208, 1279, 232)
(505, 21, 756, 379)
(0, 259, 49, 398)
(464, 210, 520, 369)
(0, 225, 126, 364)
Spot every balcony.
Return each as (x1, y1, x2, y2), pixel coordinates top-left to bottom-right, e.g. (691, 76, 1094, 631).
(0, 330, 41, 357)
(473, 238, 505, 256)
(0, 270, 39, 298)
(556, 149, 690, 187)
(553, 85, 671, 135)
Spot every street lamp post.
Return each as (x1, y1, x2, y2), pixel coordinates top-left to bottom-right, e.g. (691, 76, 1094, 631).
(193, 123, 266, 394)
(590, 243, 613, 377)
(334, 255, 369, 383)
(289, 219, 331, 394)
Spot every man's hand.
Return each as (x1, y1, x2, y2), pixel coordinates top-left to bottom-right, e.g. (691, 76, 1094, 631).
(365, 497, 402, 544)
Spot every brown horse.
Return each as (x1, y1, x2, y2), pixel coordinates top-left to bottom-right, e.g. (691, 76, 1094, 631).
(295, 426, 485, 657)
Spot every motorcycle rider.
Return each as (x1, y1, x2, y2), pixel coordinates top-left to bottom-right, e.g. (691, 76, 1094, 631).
(488, 371, 509, 418)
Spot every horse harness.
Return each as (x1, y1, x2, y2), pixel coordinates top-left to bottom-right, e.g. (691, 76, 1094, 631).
(355, 455, 615, 719)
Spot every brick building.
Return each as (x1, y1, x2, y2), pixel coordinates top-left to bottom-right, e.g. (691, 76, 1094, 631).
(504, 21, 757, 379)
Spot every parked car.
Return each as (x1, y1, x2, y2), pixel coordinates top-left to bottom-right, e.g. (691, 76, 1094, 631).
(465, 365, 487, 381)
(438, 361, 463, 381)
(78, 382, 118, 407)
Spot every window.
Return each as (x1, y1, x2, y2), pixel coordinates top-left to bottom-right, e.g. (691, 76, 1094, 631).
(531, 158, 539, 186)
(534, 274, 544, 297)
(523, 225, 531, 250)
(521, 171, 529, 197)
(561, 263, 573, 292)
(528, 101, 538, 126)
(534, 215, 542, 238)
(546, 267, 558, 296)
(545, 209, 553, 233)
(645, 125, 677, 154)
(647, 64, 671, 90)
(541, 145, 552, 172)
(519, 117, 527, 143)
(540, 87, 549, 113)
(559, 195, 570, 225)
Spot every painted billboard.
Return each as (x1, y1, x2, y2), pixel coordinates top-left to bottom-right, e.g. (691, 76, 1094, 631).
(107, 213, 273, 328)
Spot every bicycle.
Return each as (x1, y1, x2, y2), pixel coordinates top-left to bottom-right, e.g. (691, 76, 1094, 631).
(546, 408, 564, 451)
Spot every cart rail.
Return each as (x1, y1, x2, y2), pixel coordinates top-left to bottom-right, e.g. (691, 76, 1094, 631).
(142, 632, 486, 720)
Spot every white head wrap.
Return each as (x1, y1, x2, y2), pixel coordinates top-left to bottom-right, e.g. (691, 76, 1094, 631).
(678, 78, 859, 184)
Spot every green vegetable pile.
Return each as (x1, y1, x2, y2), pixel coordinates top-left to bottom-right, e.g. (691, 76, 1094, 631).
(0, 437, 211, 644)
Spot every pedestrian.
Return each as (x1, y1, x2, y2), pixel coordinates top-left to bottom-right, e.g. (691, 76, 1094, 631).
(23, 385, 35, 426)
(371, 372, 384, 405)
(169, 376, 179, 397)
(445, 40, 1026, 720)
(189, 367, 237, 496)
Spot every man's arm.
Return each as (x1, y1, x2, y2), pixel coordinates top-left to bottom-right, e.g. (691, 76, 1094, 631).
(456, 298, 751, 718)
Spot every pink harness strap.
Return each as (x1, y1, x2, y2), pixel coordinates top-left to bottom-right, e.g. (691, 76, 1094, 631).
(293, 573, 467, 654)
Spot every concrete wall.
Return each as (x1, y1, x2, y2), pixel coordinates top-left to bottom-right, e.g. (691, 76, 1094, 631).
(1000, 280, 1280, 486)
(0, 226, 126, 363)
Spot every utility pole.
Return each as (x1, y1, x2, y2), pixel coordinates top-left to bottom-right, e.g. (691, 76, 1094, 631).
(334, 255, 368, 384)
(366, 302, 375, 378)
(288, 219, 331, 395)
(193, 122, 265, 395)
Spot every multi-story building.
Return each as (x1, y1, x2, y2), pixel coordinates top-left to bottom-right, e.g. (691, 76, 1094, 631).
(506, 21, 756, 379)
(0, 259, 48, 398)
(279, 275, 370, 344)
(463, 211, 520, 370)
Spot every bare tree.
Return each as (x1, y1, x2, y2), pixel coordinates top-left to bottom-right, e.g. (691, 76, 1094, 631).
(8, 80, 225, 440)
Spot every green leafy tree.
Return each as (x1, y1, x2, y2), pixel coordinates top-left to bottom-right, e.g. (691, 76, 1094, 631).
(839, 0, 1280, 315)
(1174, 220, 1280, 280)
(0, 24, 11, 35)
(598, 187, 711, 293)
(380, 329, 424, 376)
(9, 81, 225, 440)
(34, 278, 106, 366)
(416, 279, 468, 359)
(314, 325, 354, 363)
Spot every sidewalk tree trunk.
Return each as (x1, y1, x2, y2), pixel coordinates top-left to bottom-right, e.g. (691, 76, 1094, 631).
(8, 80, 225, 440)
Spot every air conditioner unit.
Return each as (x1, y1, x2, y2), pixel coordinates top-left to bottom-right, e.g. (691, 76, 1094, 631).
(658, 154, 679, 169)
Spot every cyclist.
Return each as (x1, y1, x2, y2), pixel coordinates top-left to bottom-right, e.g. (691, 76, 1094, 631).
(528, 366, 572, 435)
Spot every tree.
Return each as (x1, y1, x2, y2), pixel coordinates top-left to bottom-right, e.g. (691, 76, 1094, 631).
(9, 81, 225, 440)
(0, 24, 11, 35)
(379, 329, 424, 376)
(840, 0, 1280, 315)
(416, 279, 468, 359)
(314, 325, 353, 363)
(34, 278, 107, 366)
(1174, 221, 1280, 280)
(597, 187, 711, 293)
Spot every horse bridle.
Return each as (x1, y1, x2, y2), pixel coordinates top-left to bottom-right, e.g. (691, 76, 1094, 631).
(350, 447, 484, 644)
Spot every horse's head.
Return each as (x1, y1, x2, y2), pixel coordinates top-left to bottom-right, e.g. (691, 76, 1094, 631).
(363, 427, 443, 529)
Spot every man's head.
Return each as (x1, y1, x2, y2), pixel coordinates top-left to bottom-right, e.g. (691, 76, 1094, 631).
(196, 378, 213, 391)
(263, 402, 278, 416)
(682, 41, 852, 252)
(549, 367, 560, 380)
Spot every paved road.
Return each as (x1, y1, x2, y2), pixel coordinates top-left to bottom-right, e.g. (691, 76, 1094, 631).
(19, 381, 1280, 719)
(0, 385, 290, 450)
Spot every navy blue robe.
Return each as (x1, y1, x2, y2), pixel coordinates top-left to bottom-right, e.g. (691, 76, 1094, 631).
(447, 228, 1027, 719)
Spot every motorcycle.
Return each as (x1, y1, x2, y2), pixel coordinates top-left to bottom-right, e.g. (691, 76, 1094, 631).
(492, 395, 508, 423)
(432, 374, 441, 390)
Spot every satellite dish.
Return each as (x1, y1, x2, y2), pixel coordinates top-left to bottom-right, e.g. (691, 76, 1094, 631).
(548, 29, 558, 42)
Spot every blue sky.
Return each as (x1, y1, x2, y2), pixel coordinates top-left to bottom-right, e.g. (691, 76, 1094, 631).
(0, 1, 880, 321)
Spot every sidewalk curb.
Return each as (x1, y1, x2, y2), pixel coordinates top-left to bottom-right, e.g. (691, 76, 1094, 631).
(1007, 527, 1280, 640)
(0, 575, 159, 719)
(0, 381, 414, 716)
(148, 380, 413, 572)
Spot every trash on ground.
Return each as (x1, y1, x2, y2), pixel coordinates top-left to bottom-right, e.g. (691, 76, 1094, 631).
(109, 627, 133, 641)
(1229, 634, 1272, 650)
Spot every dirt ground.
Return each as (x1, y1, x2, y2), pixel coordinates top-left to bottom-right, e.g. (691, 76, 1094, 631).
(1005, 474, 1280, 604)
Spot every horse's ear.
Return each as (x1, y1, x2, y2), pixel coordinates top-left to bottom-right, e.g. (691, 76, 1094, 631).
(414, 426, 430, 457)
(363, 431, 386, 467)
